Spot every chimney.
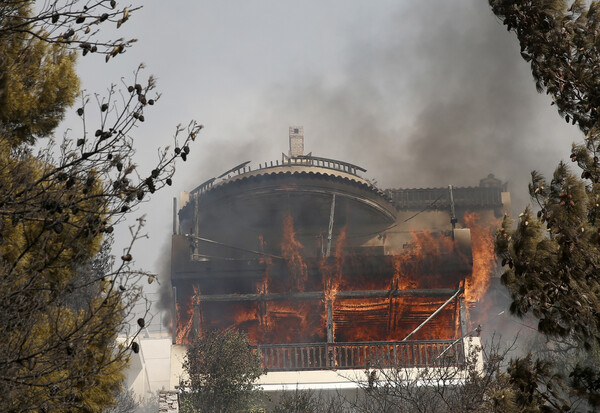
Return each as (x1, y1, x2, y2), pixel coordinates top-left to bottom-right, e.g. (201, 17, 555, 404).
(289, 126, 304, 157)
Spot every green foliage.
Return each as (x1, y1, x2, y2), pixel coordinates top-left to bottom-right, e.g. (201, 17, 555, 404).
(271, 390, 320, 413)
(0, 0, 142, 146)
(496, 165, 600, 348)
(506, 355, 571, 412)
(342, 338, 590, 412)
(491, 0, 600, 349)
(569, 363, 600, 407)
(488, 0, 600, 183)
(270, 389, 344, 413)
(490, 0, 600, 409)
(490, 0, 600, 132)
(0, 1, 201, 411)
(180, 329, 265, 413)
(0, 91, 199, 411)
(0, 4, 79, 145)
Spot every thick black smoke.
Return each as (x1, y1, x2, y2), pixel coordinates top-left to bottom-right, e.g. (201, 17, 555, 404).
(195, 0, 577, 212)
(154, 239, 174, 333)
(172, 0, 580, 338)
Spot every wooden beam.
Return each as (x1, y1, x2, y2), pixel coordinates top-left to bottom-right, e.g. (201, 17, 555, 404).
(326, 300, 334, 344)
(193, 288, 460, 303)
(192, 298, 199, 339)
(402, 288, 463, 341)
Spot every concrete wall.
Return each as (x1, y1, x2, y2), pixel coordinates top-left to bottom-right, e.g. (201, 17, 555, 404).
(123, 337, 173, 400)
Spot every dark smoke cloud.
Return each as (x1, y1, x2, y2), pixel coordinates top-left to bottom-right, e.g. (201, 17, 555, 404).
(223, 0, 576, 212)
(173, 0, 580, 337)
(154, 238, 173, 332)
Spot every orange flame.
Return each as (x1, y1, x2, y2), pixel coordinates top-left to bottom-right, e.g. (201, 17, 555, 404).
(322, 227, 347, 303)
(177, 211, 501, 345)
(176, 296, 194, 344)
(257, 236, 271, 329)
(390, 230, 465, 289)
(463, 212, 498, 303)
(257, 235, 271, 294)
(281, 214, 308, 291)
(391, 255, 417, 291)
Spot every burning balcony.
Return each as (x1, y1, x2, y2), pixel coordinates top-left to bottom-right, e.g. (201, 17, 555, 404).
(170, 128, 505, 371)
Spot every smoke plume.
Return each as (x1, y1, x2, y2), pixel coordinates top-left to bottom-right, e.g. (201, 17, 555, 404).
(173, 0, 580, 341)
(191, 0, 576, 213)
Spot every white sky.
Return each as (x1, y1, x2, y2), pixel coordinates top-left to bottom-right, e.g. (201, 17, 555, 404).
(59, 0, 579, 328)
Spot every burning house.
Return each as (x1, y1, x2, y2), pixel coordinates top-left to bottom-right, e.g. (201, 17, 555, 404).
(170, 127, 508, 386)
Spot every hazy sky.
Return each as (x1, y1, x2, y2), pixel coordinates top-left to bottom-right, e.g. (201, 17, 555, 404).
(63, 0, 580, 328)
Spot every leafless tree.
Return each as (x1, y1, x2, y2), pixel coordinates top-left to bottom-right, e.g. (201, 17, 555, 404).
(0, 67, 201, 409)
(0, 1, 202, 410)
(0, 0, 141, 60)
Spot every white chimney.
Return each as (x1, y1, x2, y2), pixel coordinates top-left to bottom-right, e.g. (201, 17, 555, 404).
(289, 126, 304, 157)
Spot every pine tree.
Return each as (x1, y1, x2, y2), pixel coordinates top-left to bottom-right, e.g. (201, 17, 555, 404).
(0, 1, 201, 411)
(0, 5, 78, 145)
(0, 1, 139, 146)
(490, 0, 600, 409)
(490, 0, 600, 349)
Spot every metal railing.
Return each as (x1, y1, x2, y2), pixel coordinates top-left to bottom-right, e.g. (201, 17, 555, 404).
(388, 187, 504, 210)
(253, 340, 464, 371)
(191, 156, 369, 195)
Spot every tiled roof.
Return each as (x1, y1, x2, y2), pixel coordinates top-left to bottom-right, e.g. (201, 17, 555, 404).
(386, 186, 504, 210)
(195, 165, 391, 202)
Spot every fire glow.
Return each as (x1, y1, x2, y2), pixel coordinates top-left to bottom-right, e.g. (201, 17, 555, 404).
(463, 211, 499, 303)
(174, 212, 498, 345)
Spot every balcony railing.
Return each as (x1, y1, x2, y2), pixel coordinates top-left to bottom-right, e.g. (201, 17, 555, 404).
(253, 340, 464, 371)
(191, 156, 369, 195)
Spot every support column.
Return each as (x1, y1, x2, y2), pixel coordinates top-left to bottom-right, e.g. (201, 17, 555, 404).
(257, 298, 267, 328)
(192, 302, 200, 339)
(449, 185, 457, 240)
(326, 300, 334, 343)
(192, 287, 203, 340)
(325, 194, 336, 257)
(326, 300, 334, 367)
